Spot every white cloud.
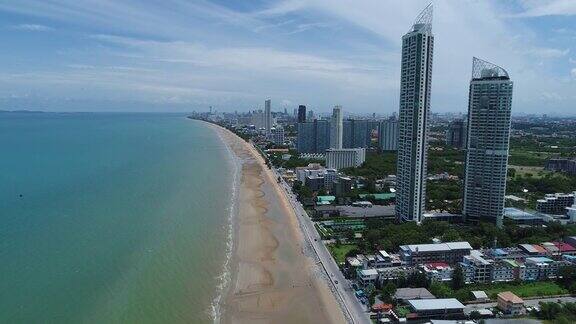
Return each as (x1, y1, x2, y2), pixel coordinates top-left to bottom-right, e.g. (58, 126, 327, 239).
(515, 0, 576, 17)
(571, 68, 576, 79)
(524, 47, 569, 59)
(9, 23, 52, 31)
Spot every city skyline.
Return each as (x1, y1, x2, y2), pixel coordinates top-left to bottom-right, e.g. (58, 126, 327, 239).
(0, 1, 575, 115)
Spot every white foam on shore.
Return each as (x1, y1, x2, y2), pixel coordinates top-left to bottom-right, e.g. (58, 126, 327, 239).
(210, 129, 242, 324)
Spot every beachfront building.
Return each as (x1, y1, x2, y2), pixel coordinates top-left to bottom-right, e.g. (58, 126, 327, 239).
(399, 241, 472, 266)
(463, 57, 513, 228)
(325, 148, 366, 170)
(407, 299, 466, 320)
(378, 118, 399, 151)
(396, 4, 434, 224)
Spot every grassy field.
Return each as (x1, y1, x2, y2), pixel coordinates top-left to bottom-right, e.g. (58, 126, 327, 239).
(508, 165, 549, 178)
(482, 281, 569, 299)
(327, 243, 358, 264)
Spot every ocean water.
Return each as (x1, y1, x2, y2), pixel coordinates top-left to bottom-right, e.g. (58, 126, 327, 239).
(0, 113, 235, 323)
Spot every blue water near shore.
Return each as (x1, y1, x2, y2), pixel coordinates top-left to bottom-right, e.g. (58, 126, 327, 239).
(0, 113, 235, 323)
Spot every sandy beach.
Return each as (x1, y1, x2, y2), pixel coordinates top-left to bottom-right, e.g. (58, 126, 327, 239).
(210, 123, 346, 324)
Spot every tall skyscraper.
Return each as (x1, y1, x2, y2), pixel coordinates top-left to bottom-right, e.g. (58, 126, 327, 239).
(379, 118, 399, 151)
(463, 57, 513, 228)
(330, 105, 343, 149)
(264, 99, 272, 133)
(298, 105, 307, 123)
(396, 4, 434, 224)
(343, 119, 371, 149)
(296, 119, 331, 153)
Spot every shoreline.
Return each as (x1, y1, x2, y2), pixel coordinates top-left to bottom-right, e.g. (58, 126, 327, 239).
(204, 121, 346, 323)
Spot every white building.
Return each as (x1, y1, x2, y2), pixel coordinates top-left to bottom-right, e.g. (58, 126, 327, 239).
(325, 148, 365, 170)
(330, 105, 343, 149)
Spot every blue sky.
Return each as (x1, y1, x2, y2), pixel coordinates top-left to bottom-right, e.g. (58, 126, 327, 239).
(0, 0, 575, 115)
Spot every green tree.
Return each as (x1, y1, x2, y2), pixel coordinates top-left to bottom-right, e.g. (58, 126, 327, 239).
(451, 265, 465, 291)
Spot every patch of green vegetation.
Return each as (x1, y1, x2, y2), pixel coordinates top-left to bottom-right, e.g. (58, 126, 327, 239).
(355, 220, 576, 253)
(430, 281, 568, 302)
(395, 306, 411, 317)
(327, 243, 358, 264)
(341, 152, 396, 179)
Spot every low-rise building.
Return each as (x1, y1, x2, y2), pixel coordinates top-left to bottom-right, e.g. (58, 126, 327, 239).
(325, 148, 366, 170)
(536, 193, 575, 215)
(497, 291, 524, 316)
(471, 291, 489, 302)
(394, 287, 435, 302)
(422, 262, 454, 282)
(399, 242, 472, 266)
(357, 268, 379, 285)
(406, 298, 466, 320)
(460, 250, 492, 283)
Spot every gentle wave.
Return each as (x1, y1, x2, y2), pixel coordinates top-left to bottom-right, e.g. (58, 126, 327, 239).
(210, 129, 242, 324)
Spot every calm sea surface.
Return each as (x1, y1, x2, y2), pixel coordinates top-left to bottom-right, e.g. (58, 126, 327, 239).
(0, 113, 234, 323)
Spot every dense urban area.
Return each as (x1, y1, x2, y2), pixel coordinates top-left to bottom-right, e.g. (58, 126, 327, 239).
(190, 107, 576, 324)
(190, 5, 576, 324)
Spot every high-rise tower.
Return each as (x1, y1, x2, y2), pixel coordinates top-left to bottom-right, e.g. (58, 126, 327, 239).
(396, 4, 434, 223)
(298, 105, 307, 123)
(264, 99, 272, 133)
(330, 105, 343, 149)
(463, 57, 513, 228)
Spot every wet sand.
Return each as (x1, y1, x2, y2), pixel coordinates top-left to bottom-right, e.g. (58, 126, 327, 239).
(210, 124, 345, 324)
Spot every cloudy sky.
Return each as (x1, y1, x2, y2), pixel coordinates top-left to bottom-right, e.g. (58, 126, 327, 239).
(0, 0, 575, 115)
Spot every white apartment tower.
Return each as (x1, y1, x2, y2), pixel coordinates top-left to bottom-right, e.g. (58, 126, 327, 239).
(396, 4, 434, 223)
(330, 105, 343, 149)
(463, 58, 513, 228)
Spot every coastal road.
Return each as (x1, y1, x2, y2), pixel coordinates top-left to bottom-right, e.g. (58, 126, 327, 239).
(270, 168, 371, 324)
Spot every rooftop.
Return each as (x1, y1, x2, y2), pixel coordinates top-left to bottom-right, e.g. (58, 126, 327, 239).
(408, 298, 465, 311)
(498, 291, 524, 304)
(401, 241, 472, 253)
(394, 287, 436, 300)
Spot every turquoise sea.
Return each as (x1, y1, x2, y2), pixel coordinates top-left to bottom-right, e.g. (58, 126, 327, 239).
(0, 113, 235, 323)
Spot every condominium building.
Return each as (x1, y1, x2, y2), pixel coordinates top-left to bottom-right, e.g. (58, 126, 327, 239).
(325, 148, 366, 170)
(396, 5, 434, 223)
(536, 193, 575, 215)
(343, 119, 371, 149)
(330, 105, 343, 149)
(463, 57, 513, 228)
(378, 118, 399, 151)
(296, 120, 331, 153)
